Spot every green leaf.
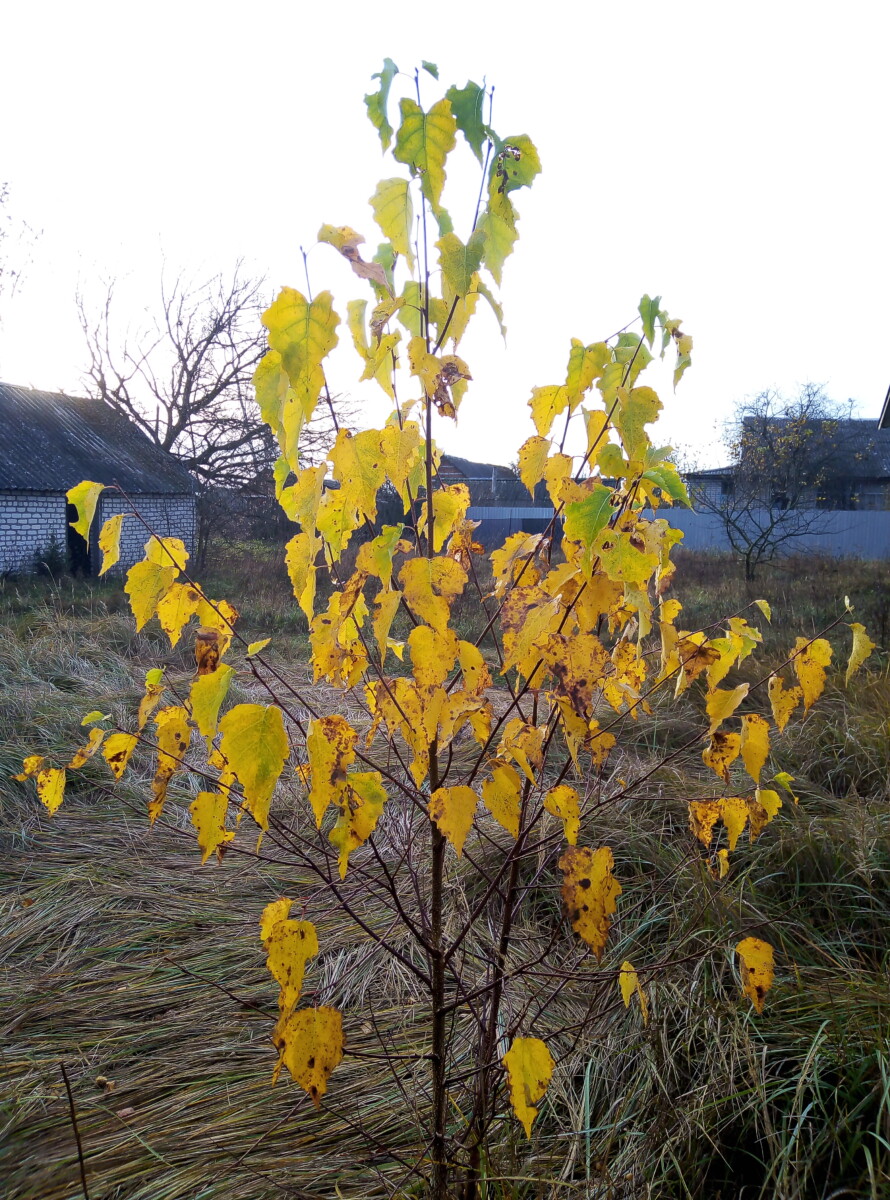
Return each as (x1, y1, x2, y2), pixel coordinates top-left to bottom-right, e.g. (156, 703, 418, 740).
(642, 464, 690, 506)
(436, 228, 487, 298)
(393, 97, 457, 211)
(478, 190, 518, 285)
(490, 134, 541, 195)
(364, 58, 399, 151)
(563, 484, 614, 575)
(422, 60, 438, 79)
(369, 178, 415, 271)
(445, 80, 487, 163)
(474, 277, 507, 340)
(638, 294, 661, 347)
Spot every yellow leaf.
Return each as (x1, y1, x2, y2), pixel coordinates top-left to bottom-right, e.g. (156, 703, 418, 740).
(498, 718, 544, 785)
(768, 675, 802, 731)
(500, 587, 561, 678)
(429, 785, 478, 856)
(748, 788, 782, 841)
(219, 704, 289, 831)
(195, 597, 239, 657)
(66, 480, 104, 545)
(329, 771, 387, 878)
(102, 731, 138, 780)
(369, 177, 415, 270)
(409, 624, 459, 691)
(846, 622, 875, 686)
(371, 588, 402, 664)
(398, 556, 467, 634)
(144, 535, 189, 573)
(688, 799, 723, 847)
(260, 897, 293, 943)
(594, 529, 659, 587)
(754, 598, 771, 622)
(155, 582, 203, 647)
(458, 640, 491, 695)
(702, 731, 741, 782)
(67, 727, 104, 769)
(430, 484, 470, 552)
(543, 453, 573, 507)
(273, 1006, 344, 1105)
(517, 436, 550, 497)
(189, 664, 234, 739)
(544, 784, 580, 845)
(306, 714, 358, 828)
(491, 531, 544, 593)
(736, 936, 774, 1013)
(279, 465, 327, 533)
(559, 845, 621, 959)
(15, 754, 44, 780)
(481, 759, 522, 838)
(247, 638, 271, 656)
(285, 531, 321, 621)
(97, 514, 125, 575)
(793, 637, 832, 711)
(329, 427, 386, 521)
(706, 683, 749, 735)
(614, 385, 662, 464)
(716, 848, 730, 878)
(528, 384, 568, 437)
(619, 960, 649, 1025)
(189, 791, 234, 864)
(721, 796, 750, 851)
(540, 631, 609, 718)
(150, 706, 191, 824)
(36, 767, 66, 814)
(380, 419, 423, 510)
(265, 917, 319, 1016)
(502, 1036, 554, 1138)
(125, 561, 176, 631)
(739, 713, 770, 784)
(262, 287, 339, 421)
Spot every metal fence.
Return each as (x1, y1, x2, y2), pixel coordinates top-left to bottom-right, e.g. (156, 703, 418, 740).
(643, 508, 890, 559)
(466, 504, 890, 559)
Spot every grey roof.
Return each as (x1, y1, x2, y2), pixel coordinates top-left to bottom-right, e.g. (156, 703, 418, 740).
(440, 454, 534, 505)
(880, 385, 890, 431)
(0, 383, 197, 494)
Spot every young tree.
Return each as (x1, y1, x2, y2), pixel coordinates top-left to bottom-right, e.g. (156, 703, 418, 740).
(20, 65, 874, 1199)
(688, 385, 864, 580)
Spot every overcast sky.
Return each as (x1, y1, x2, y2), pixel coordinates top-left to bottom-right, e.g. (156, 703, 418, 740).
(2, 0, 887, 468)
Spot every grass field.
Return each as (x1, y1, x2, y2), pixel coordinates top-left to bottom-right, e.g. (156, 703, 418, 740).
(1, 547, 888, 1198)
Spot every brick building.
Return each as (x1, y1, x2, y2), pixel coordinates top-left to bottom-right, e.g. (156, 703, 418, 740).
(0, 382, 197, 574)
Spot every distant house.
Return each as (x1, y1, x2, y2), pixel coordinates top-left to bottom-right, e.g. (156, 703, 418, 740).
(0, 382, 197, 575)
(685, 418, 890, 511)
(438, 454, 554, 547)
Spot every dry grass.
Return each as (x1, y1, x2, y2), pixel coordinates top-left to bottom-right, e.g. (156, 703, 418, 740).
(1, 556, 888, 1198)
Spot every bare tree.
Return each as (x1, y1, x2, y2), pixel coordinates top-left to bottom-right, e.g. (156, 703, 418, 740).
(79, 265, 278, 490)
(0, 183, 38, 341)
(688, 385, 865, 580)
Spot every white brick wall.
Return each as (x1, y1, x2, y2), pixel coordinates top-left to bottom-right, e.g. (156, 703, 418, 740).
(0, 490, 196, 575)
(98, 494, 197, 571)
(0, 492, 68, 573)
